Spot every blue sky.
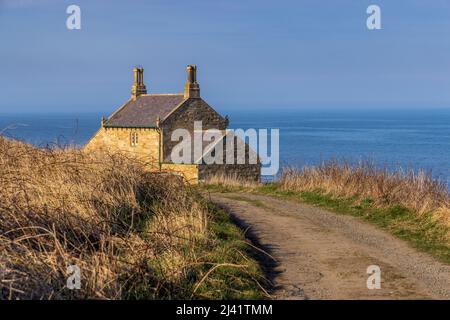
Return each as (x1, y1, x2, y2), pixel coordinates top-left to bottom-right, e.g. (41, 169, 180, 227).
(1, 0, 450, 113)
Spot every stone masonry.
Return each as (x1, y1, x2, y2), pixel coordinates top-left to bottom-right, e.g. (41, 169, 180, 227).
(85, 65, 261, 183)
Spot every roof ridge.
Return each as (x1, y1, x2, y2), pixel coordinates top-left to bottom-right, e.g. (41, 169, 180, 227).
(141, 93, 183, 96)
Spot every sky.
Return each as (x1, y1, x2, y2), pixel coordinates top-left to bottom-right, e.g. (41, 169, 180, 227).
(1, 0, 450, 114)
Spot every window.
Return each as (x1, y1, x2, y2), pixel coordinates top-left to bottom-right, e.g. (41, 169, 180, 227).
(130, 131, 138, 146)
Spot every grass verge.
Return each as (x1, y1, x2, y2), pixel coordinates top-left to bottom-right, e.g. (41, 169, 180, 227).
(137, 199, 268, 300)
(202, 180, 450, 264)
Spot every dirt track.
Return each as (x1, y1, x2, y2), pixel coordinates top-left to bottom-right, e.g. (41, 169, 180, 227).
(209, 192, 450, 300)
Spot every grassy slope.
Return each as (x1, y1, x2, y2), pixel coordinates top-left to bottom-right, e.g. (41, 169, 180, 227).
(203, 183, 450, 264)
(196, 202, 268, 299)
(139, 201, 268, 300)
(0, 137, 266, 300)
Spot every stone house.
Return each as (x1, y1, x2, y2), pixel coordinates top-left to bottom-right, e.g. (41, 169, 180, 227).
(85, 65, 260, 183)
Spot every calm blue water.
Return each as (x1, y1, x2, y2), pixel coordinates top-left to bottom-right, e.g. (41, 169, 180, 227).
(1, 109, 450, 183)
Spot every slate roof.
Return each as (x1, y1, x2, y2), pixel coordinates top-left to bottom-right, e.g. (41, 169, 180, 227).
(104, 94, 185, 128)
(163, 132, 259, 164)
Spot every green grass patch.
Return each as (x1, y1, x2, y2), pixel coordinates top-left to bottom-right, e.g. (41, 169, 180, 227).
(192, 203, 268, 299)
(132, 198, 268, 300)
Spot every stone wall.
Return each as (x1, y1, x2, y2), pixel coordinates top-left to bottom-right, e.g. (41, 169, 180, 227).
(85, 127, 161, 171)
(198, 163, 261, 182)
(197, 133, 261, 182)
(160, 163, 199, 184)
(84, 97, 261, 184)
(161, 98, 228, 162)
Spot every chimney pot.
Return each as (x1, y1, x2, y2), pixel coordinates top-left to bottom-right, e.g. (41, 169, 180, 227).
(184, 65, 200, 99)
(131, 66, 147, 99)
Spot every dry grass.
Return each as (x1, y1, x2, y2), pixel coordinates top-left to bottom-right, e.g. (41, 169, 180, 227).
(0, 137, 264, 299)
(278, 161, 450, 227)
(204, 160, 450, 242)
(205, 161, 450, 228)
(203, 161, 450, 263)
(204, 173, 260, 190)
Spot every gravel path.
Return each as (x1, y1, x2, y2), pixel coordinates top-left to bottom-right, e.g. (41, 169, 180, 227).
(209, 192, 450, 300)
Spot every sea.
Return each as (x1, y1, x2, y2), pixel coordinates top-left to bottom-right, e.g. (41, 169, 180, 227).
(1, 109, 450, 184)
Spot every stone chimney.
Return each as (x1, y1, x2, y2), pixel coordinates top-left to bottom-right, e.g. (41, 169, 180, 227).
(184, 65, 200, 99)
(131, 67, 147, 99)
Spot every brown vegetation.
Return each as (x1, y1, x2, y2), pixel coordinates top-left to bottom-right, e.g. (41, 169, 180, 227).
(205, 173, 260, 190)
(278, 161, 450, 228)
(205, 161, 450, 240)
(0, 137, 264, 299)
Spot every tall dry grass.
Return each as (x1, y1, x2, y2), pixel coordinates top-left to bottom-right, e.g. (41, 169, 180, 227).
(0, 136, 211, 299)
(205, 173, 260, 190)
(278, 161, 450, 226)
(204, 160, 450, 229)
